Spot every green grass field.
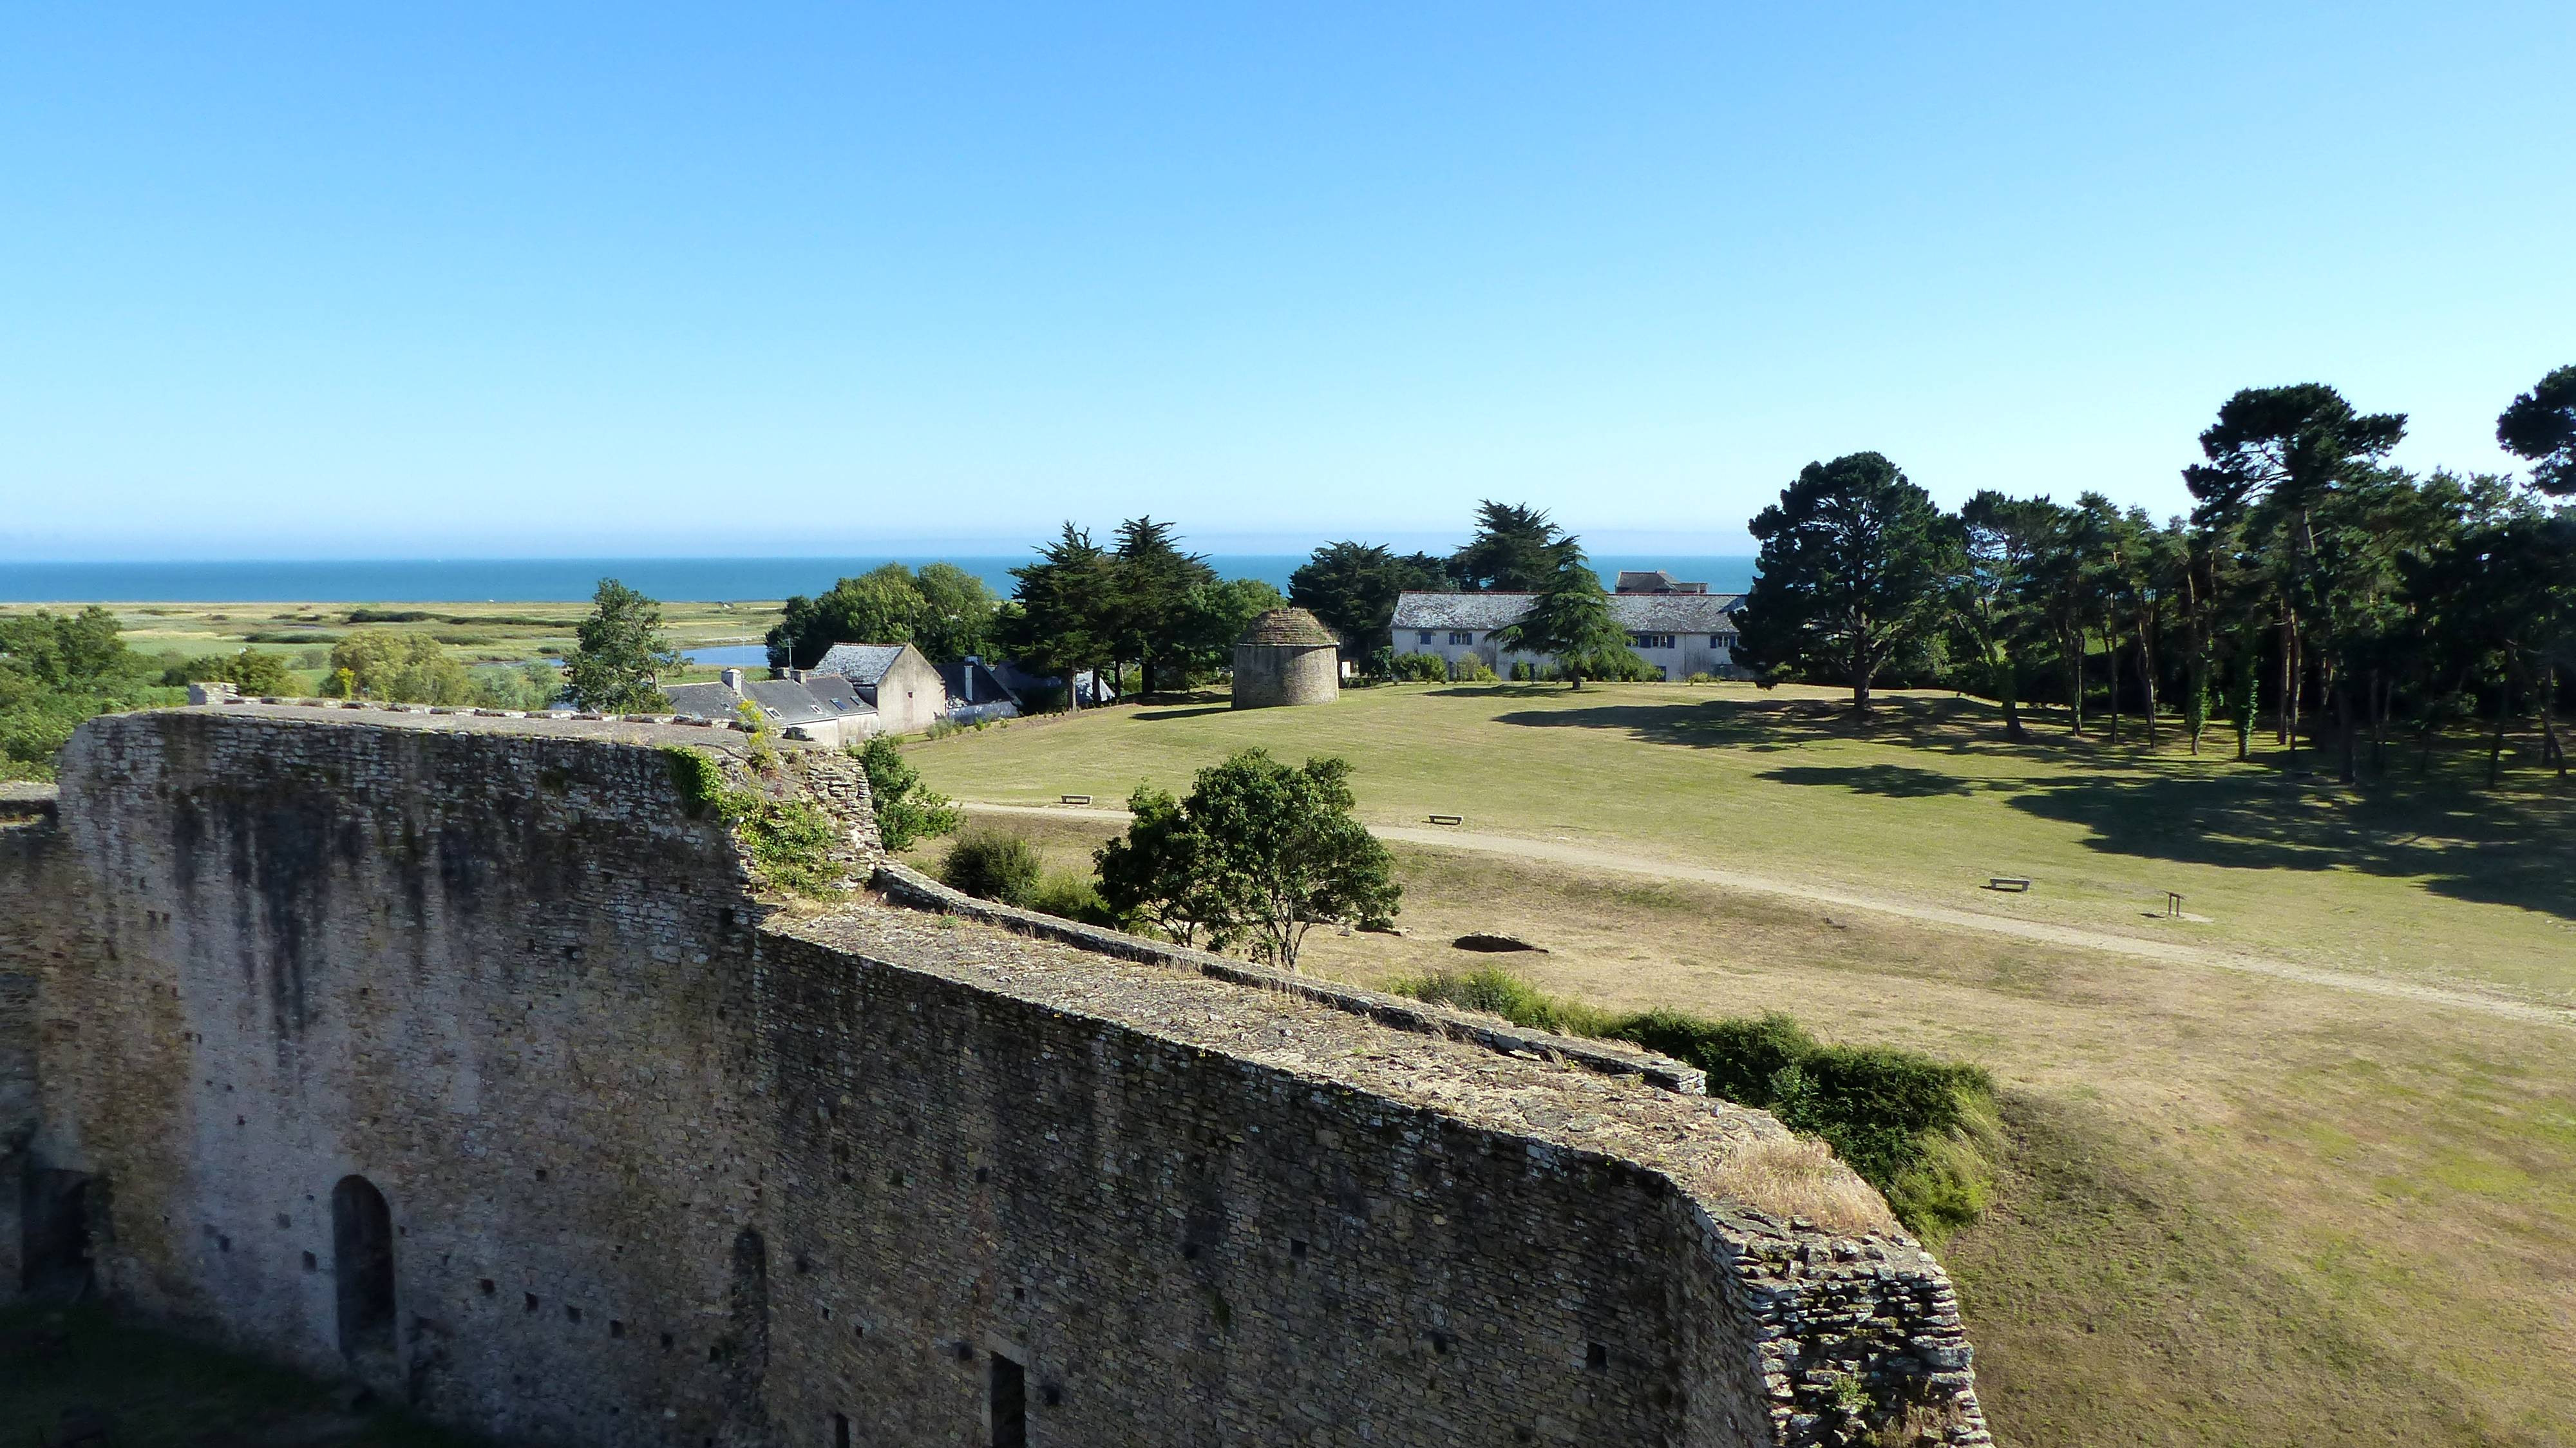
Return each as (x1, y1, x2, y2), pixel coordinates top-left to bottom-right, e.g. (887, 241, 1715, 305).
(908, 681, 2576, 1007)
(905, 683, 2576, 1447)
(0, 599, 785, 700)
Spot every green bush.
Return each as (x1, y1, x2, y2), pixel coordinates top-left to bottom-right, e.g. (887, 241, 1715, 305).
(1389, 652, 1450, 682)
(1450, 656, 1497, 683)
(939, 832, 1043, 906)
(848, 735, 962, 851)
(723, 793, 843, 896)
(1388, 967, 1997, 1239)
(1025, 869, 1122, 928)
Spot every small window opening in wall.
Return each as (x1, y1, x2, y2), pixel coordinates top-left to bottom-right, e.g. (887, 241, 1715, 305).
(565, 1304, 582, 1324)
(610, 1319, 625, 1338)
(1041, 1384, 1063, 1408)
(330, 1176, 397, 1359)
(525, 1293, 540, 1313)
(989, 1351, 1028, 1448)
(661, 1331, 676, 1351)
(1586, 1341, 1608, 1371)
(833, 1413, 851, 1448)
(1289, 1239, 1308, 1261)
(1430, 1330, 1452, 1355)
(301, 1251, 317, 1273)
(478, 1279, 495, 1296)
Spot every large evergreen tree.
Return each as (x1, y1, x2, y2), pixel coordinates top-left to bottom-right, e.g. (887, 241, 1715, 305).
(2497, 364, 2576, 496)
(1110, 516, 1220, 695)
(1734, 452, 1949, 715)
(1448, 502, 1566, 591)
(2184, 385, 2407, 778)
(1289, 542, 1451, 659)
(1492, 546, 1642, 689)
(1004, 524, 1118, 709)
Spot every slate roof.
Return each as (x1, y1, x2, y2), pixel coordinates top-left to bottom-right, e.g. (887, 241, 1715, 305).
(1615, 569, 1708, 594)
(811, 643, 909, 685)
(1237, 607, 1340, 647)
(936, 661, 1018, 707)
(662, 681, 743, 720)
(1392, 591, 1746, 634)
(744, 678, 837, 728)
(802, 673, 874, 718)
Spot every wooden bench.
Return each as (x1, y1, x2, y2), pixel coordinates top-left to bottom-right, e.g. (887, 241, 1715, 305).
(1060, 794, 1093, 806)
(1986, 877, 2031, 892)
(1427, 814, 1464, 826)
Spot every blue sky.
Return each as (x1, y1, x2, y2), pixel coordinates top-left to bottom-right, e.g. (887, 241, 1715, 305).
(3, 3, 2570, 560)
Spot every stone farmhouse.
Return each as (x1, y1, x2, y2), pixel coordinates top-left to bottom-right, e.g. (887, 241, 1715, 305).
(810, 643, 954, 736)
(0, 703, 1988, 1448)
(1393, 570, 1749, 680)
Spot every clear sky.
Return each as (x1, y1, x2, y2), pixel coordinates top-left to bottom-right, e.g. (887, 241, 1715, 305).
(3, 3, 2570, 560)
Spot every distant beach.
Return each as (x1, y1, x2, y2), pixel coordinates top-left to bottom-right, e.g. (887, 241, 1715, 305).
(0, 555, 1757, 604)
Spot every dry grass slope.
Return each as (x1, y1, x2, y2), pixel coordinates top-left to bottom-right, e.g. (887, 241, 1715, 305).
(907, 687, 2576, 1448)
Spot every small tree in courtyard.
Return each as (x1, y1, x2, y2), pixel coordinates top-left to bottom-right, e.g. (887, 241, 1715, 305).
(1094, 749, 1397, 968)
(563, 578, 681, 713)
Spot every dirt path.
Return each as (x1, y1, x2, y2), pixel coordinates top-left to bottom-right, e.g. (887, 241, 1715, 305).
(960, 801, 2576, 1029)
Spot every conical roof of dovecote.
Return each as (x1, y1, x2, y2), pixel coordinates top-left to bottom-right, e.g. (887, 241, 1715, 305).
(1237, 608, 1340, 648)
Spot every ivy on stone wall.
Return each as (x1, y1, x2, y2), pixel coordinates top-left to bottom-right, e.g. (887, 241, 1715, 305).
(661, 744, 842, 897)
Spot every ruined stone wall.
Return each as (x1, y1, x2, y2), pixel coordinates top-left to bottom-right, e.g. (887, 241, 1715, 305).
(21, 710, 840, 1443)
(8, 707, 1986, 1447)
(1, 795, 74, 1298)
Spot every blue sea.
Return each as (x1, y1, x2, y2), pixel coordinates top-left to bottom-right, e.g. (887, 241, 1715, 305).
(0, 555, 1756, 605)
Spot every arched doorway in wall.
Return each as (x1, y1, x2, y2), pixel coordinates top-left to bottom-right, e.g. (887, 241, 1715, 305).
(332, 1175, 397, 1358)
(20, 1169, 99, 1300)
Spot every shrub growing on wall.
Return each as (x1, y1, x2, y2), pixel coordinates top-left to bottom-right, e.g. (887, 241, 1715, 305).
(848, 736, 962, 852)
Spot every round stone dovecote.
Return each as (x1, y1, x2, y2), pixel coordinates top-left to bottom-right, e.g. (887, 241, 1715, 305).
(1231, 608, 1341, 709)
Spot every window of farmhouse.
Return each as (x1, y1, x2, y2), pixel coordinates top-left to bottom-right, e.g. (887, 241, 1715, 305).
(1630, 633, 1676, 650)
(1419, 631, 1435, 645)
(1448, 631, 1473, 645)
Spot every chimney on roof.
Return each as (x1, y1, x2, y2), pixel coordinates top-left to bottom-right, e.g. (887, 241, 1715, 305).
(719, 668, 743, 692)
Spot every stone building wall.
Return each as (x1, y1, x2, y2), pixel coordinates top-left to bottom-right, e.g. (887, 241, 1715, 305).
(3, 706, 1987, 1447)
(1231, 643, 1340, 709)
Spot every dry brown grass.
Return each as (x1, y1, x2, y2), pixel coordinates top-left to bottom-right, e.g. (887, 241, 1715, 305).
(1711, 1134, 1898, 1236)
(936, 808, 2576, 1447)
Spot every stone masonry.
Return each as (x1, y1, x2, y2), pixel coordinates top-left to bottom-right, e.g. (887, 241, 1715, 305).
(0, 703, 1987, 1447)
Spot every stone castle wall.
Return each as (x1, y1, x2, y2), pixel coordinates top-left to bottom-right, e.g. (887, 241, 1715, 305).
(3, 706, 1987, 1447)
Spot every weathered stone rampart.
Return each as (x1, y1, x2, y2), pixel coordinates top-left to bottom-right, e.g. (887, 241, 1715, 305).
(2, 705, 1987, 1446)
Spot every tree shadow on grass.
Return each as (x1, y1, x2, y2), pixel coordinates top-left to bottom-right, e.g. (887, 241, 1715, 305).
(1492, 691, 2576, 922)
(1994, 770, 2576, 922)
(1133, 705, 1231, 721)
(1493, 693, 2157, 770)
(1759, 765, 1987, 798)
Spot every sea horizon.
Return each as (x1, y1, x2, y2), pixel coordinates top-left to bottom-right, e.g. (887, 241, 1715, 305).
(0, 555, 1759, 605)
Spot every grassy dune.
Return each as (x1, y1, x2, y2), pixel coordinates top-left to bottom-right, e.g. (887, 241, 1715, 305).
(909, 687, 2576, 1447)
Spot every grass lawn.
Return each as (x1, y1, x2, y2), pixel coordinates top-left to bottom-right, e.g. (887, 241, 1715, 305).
(907, 681, 2576, 1007)
(907, 687, 2576, 1448)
